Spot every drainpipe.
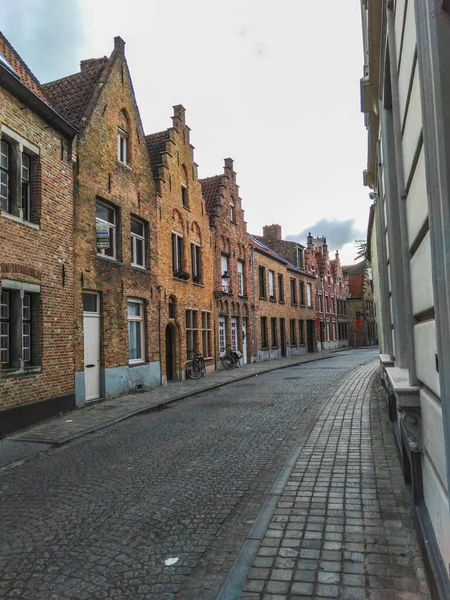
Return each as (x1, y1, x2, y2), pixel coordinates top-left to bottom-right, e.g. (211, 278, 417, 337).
(251, 246, 257, 362)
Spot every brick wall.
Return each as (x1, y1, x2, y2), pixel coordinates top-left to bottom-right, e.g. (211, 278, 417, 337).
(0, 86, 75, 413)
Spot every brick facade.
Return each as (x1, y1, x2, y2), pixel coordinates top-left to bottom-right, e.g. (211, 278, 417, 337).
(147, 106, 215, 382)
(201, 159, 255, 367)
(343, 260, 377, 347)
(304, 234, 349, 350)
(44, 37, 160, 405)
(0, 33, 77, 432)
(251, 233, 317, 361)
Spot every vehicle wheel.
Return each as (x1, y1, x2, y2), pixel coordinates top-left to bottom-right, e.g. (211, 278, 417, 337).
(200, 359, 206, 377)
(221, 355, 235, 370)
(186, 360, 201, 379)
(235, 358, 241, 368)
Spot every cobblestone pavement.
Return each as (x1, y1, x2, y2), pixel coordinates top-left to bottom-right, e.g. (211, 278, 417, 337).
(0, 350, 378, 600)
(236, 363, 430, 600)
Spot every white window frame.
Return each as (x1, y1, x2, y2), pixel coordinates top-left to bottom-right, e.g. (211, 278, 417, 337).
(96, 201, 117, 260)
(127, 298, 145, 364)
(131, 217, 145, 268)
(201, 311, 212, 357)
(191, 242, 201, 282)
(1, 139, 10, 212)
(118, 128, 128, 164)
(231, 316, 238, 350)
(237, 260, 244, 296)
(307, 283, 313, 308)
(21, 152, 31, 222)
(172, 232, 184, 274)
(186, 309, 198, 357)
(268, 270, 275, 299)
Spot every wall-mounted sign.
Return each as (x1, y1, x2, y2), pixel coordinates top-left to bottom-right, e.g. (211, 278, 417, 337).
(96, 223, 110, 249)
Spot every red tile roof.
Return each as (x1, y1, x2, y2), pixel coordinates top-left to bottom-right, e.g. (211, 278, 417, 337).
(42, 58, 108, 127)
(145, 131, 170, 180)
(199, 175, 222, 214)
(0, 32, 50, 104)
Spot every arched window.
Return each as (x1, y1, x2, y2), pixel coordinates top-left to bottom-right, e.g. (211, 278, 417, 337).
(118, 109, 130, 165)
(181, 165, 189, 208)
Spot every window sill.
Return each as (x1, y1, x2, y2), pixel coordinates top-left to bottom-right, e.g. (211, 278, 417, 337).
(291, 303, 298, 307)
(278, 300, 285, 304)
(129, 360, 146, 367)
(259, 296, 267, 301)
(1, 211, 40, 230)
(182, 205, 191, 212)
(238, 294, 248, 299)
(261, 346, 270, 351)
(117, 160, 132, 171)
(130, 264, 151, 274)
(193, 281, 204, 287)
(271, 346, 279, 350)
(269, 297, 277, 302)
(173, 275, 189, 283)
(96, 254, 123, 266)
(2, 365, 42, 378)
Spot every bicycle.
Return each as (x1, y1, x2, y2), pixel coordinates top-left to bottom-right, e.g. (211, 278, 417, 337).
(221, 347, 242, 370)
(185, 351, 206, 380)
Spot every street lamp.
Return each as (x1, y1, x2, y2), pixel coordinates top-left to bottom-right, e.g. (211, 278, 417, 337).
(214, 271, 231, 299)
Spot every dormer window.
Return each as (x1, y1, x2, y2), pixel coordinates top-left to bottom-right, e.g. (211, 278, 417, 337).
(118, 128, 128, 164)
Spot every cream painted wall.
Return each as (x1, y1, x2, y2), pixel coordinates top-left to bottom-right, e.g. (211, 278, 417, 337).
(422, 454, 450, 570)
(414, 321, 440, 397)
(410, 232, 433, 315)
(406, 149, 428, 246)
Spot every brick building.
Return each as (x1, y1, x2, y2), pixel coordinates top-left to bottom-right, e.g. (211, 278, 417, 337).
(250, 230, 316, 361)
(200, 159, 255, 366)
(343, 260, 377, 347)
(43, 37, 160, 405)
(304, 234, 348, 350)
(146, 106, 215, 382)
(0, 34, 77, 433)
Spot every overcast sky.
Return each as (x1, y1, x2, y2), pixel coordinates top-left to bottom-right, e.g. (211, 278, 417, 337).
(1, 0, 371, 265)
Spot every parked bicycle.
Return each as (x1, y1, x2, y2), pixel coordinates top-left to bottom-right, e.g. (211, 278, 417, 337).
(221, 346, 242, 370)
(185, 351, 206, 380)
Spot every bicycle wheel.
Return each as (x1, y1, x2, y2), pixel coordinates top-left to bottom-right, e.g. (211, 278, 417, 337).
(186, 360, 201, 379)
(199, 358, 206, 377)
(221, 354, 235, 370)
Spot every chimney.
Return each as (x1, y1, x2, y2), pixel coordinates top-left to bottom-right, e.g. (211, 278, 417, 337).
(307, 232, 313, 249)
(172, 105, 186, 125)
(224, 158, 235, 184)
(114, 36, 126, 55)
(263, 224, 282, 241)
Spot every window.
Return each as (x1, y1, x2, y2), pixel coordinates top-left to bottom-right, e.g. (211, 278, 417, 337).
(219, 317, 226, 356)
(290, 279, 297, 305)
(96, 201, 117, 259)
(299, 320, 305, 344)
(290, 319, 297, 345)
(220, 254, 230, 292)
(0, 140, 9, 212)
(268, 270, 275, 299)
(21, 153, 31, 222)
(261, 316, 268, 348)
(128, 299, 145, 363)
(231, 317, 238, 350)
(191, 243, 201, 283)
(237, 260, 244, 295)
(118, 128, 128, 164)
(1, 136, 38, 222)
(172, 233, 184, 274)
(307, 283, 313, 308)
(181, 185, 188, 208)
(271, 317, 277, 347)
(230, 203, 235, 223)
(299, 281, 305, 305)
(186, 310, 198, 356)
(202, 311, 212, 357)
(259, 266, 266, 298)
(278, 274, 284, 302)
(130, 217, 145, 267)
(1, 286, 40, 371)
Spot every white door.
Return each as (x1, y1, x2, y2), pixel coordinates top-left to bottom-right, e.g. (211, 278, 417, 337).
(231, 317, 238, 350)
(83, 292, 100, 401)
(219, 317, 226, 357)
(242, 319, 248, 364)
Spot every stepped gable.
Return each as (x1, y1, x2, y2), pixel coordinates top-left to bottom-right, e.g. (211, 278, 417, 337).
(42, 58, 108, 128)
(145, 130, 170, 181)
(343, 260, 366, 298)
(0, 31, 50, 103)
(199, 175, 222, 214)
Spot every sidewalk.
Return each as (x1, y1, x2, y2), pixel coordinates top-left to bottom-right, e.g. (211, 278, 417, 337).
(216, 362, 430, 600)
(0, 347, 364, 470)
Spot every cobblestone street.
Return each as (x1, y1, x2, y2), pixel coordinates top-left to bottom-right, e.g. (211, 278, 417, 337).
(0, 349, 430, 599)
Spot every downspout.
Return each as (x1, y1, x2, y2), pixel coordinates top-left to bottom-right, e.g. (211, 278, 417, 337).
(251, 246, 257, 362)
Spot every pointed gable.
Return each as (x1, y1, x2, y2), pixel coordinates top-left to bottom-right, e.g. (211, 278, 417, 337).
(199, 175, 222, 214)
